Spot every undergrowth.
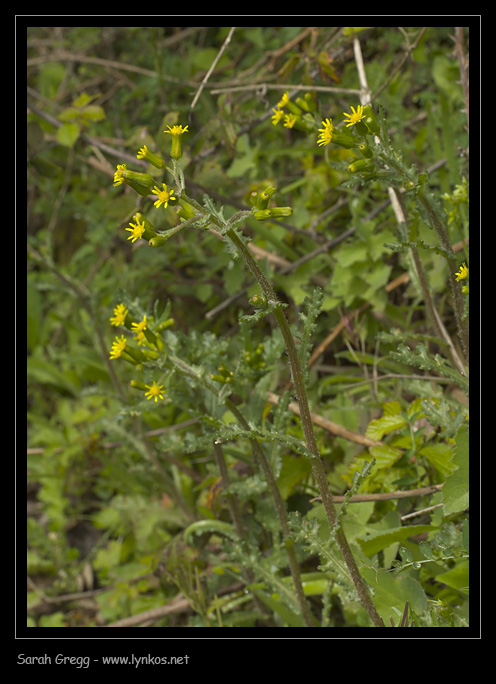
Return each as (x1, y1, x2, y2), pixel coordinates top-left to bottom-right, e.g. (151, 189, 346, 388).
(27, 26, 469, 629)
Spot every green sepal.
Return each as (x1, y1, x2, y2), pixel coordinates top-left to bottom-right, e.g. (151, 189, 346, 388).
(329, 128, 356, 149)
(352, 120, 369, 136)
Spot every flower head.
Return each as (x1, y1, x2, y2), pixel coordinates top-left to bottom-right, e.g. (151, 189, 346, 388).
(131, 315, 147, 334)
(317, 118, 335, 147)
(164, 125, 188, 159)
(125, 219, 146, 243)
(109, 303, 129, 327)
(137, 145, 165, 169)
(144, 380, 165, 403)
(271, 108, 284, 125)
(343, 105, 365, 127)
(113, 164, 127, 186)
(164, 124, 189, 137)
(283, 113, 297, 129)
(317, 118, 356, 149)
(455, 263, 469, 281)
(277, 92, 290, 108)
(109, 335, 127, 360)
(152, 183, 176, 210)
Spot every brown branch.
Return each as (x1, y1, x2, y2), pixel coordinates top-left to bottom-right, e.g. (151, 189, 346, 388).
(311, 483, 443, 504)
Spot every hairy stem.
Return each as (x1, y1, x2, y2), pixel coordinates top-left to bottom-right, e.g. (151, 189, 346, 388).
(223, 224, 384, 627)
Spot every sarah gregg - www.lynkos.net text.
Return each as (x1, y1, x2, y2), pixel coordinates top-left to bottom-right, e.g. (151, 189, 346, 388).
(18, 654, 190, 668)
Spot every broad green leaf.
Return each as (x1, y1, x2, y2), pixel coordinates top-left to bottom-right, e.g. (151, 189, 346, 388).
(56, 122, 80, 147)
(366, 413, 407, 441)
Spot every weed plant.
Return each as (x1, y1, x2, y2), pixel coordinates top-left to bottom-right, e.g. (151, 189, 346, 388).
(27, 26, 469, 628)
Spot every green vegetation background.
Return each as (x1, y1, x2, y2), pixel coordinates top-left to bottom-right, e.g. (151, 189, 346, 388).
(27, 26, 469, 628)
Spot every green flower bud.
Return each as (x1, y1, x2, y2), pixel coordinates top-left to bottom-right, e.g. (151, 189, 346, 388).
(285, 99, 303, 117)
(253, 209, 273, 221)
(249, 294, 267, 307)
(177, 198, 196, 221)
(249, 191, 259, 207)
(270, 206, 293, 218)
(358, 143, 374, 159)
(148, 235, 168, 248)
(142, 348, 160, 360)
(157, 318, 175, 331)
(362, 105, 380, 135)
(130, 379, 148, 391)
(348, 158, 375, 174)
(295, 97, 311, 112)
(303, 92, 317, 112)
(256, 185, 277, 210)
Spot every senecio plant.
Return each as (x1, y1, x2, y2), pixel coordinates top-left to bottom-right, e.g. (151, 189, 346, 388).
(108, 98, 468, 627)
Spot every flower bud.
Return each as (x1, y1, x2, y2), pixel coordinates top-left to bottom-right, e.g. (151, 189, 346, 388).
(252, 209, 273, 221)
(362, 105, 380, 135)
(148, 235, 168, 248)
(130, 379, 149, 391)
(295, 97, 311, 112)
(285, 99, 303, 116)
(249, 294, 267, 307)
(358, 143, 374, 159)
(271, 206, 293, 218)
(157, 318, 175, 331)
(142, 348, 160, 360)
(249, 191, 259, 207)
(136, 145, 165, 169)
(114, 166, 155, 195)
(177, 198, 196, 221)
(255, 185, 277, 210)
(164, 124, 189, 161)
(348, 158, 375, 174)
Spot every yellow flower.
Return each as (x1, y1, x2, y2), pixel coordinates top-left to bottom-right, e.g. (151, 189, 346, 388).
(277, 92, 289, 108)
(131, 315, 147, 334)
(455, 263, 469, 281)
(152, 183, 176, 210)
(271, 108, 284, 125)
(125, 219, 146, 243)
(283, 113, 297, 129)
(343, 105, 365, 127)
(164, 124, 189, 136)
(109, 303, 128, 327)
(317, 118, 334, 146)
(109, 335, 127, 360)
(113, 164, 127, 186)
(144, 380, 165, 403)
(164, 125, 189, 160)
